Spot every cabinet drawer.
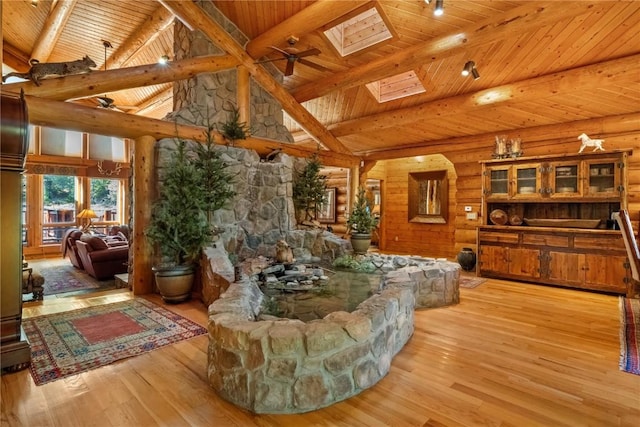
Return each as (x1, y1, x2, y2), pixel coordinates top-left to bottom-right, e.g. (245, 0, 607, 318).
(479, 232, 519, 244)
(522, 234, 569, 248)
(573, 236, 624, 251)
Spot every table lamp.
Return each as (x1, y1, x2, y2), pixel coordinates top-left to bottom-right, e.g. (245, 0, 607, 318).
(77, 208, 98, 232)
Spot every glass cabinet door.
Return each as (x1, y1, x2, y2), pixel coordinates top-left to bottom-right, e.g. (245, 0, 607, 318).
(513, 164, 540, 198)
(550, 161, 580, 197)
(485, 167, 510, 199)
(585, 160, 619, 197)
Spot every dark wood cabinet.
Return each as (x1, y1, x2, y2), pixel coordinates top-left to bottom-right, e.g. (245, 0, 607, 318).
(478, 150, 631, 295)
(478, 227, 629, 294)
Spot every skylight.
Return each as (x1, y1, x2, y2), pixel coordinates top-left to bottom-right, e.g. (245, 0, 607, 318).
(324, 6, 393, 57)
(366, 71, 426, 103)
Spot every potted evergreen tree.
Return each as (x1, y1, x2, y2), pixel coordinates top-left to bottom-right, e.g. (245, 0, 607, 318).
(292, 154, 327, 224)
(146, 119, 236, 303)
(192, 125, 236, 241)
(347, 187, 377, 254)
(146, 139, 210, 302)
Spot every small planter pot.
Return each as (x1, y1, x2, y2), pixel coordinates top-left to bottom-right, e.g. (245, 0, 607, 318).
(350, 233, 372, 255)
(152, 264, 195, 303)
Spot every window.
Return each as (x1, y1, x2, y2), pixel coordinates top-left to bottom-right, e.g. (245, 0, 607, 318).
(22, 126, 130, 256)
(366, 70, 426, 103)
(323, 5, 395, 56)
(89, 178, 122, 233)
(42, 174, 77, 244)
(40, 127, 82, 157)
(88, 134, 126, 161)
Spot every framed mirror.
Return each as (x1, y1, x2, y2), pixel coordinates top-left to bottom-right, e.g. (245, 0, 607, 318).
(317, 188, 336, 223)
(408, 170, 448, 223)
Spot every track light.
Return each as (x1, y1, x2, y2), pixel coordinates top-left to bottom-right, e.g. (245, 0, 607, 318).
(461, 61, 474, 76)
(434, 0, 444, 16)
(462, 61, 479, 80)
(424, 0, 431, 4)
(158, 55, 170, 64)
(31, 0, 38, 7)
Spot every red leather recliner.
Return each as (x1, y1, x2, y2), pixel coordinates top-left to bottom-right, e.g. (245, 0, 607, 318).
(75, 237, 128, 280)
(62, 228, 85, 269)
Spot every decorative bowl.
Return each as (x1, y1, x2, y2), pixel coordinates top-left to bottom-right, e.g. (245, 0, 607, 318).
(489, 209, 508, 225)
(509, 215, 523, 226)
(523, 218, 601, 228)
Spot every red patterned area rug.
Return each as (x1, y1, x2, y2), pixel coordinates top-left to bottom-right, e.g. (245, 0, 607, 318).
(619, 297, 640, 375)
(23, 298, 207, 385)
(459, 276, 487, 289)
(28, 258, 115, 297)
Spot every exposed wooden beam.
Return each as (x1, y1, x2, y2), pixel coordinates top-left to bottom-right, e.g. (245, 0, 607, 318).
(1, 44, 30, 73)
(329, 54, 640, 138)
(245, 0, 368, 60)
(30, 0, 78, 63)
(131, 88, 173, 116)
(25, 95, 359, 168)
(158, 0, 353, 156)
(107, 5, 175, 69)
(361, 113, 640, 161)
(131, 135, 156, 295)
(291, 1, 608, 102)
(237, 66, 250, 125)
(1, 55, 239, 101)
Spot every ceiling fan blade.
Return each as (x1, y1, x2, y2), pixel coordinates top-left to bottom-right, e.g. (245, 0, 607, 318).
(269, 46, 292, 57)
(97, 96, 115, 108)
(297, 58, 330, 72)
(296, 48, 321, 58)
(255, 57, 287, 65)
(284, 60, 295, 76)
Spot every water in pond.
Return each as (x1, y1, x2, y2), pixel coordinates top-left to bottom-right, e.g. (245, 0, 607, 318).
(260, 270, 383, 322)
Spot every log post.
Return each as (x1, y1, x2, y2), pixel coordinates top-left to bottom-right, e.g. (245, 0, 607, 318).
(237, 66, 251, 126)
(131, 135, 156, 295)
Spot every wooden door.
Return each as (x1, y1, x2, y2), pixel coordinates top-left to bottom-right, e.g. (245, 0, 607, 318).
(512, 163, 542, 199)
(582, 254, 628, 293)
(547, 251, 583, 288)
(507, 247, 541, 279)
(549, 161, 581, 198)
(479, 245, 510, 275)
(584, 158, 620, 198)
(484, 166, 510, 199)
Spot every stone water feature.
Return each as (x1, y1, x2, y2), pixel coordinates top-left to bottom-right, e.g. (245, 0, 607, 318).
(205, 252, 460, 414)
(164, 2, 461, 414)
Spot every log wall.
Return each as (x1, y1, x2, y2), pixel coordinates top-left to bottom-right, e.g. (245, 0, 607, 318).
(320, 167, 350, 235)
(372, 127, 640, 260)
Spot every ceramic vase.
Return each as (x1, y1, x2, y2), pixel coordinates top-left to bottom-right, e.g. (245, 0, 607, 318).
(457, 247, 476, 272)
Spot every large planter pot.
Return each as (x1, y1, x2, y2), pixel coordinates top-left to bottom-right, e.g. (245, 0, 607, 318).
(152, 264, 195, 303)
(350, 233, 372, 255)
(457, 247, 477, 272)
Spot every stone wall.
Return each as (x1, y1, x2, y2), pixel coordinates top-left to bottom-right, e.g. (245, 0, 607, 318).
(155, 141, 350, 272)
(207, 258, 460, 413)
(156, 1, 341, 273)
(172, 1, 291, 143)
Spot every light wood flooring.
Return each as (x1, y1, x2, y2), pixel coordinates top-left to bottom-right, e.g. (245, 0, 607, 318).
(2, 278, 639, 426)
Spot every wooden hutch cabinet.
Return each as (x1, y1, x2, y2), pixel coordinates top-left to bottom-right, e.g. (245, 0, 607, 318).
(478, 150, 632, 295)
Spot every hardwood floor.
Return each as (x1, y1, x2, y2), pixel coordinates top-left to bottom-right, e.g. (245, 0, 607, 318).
(2, 278, 639, 426)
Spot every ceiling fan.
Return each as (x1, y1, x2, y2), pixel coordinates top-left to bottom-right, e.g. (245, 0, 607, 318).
(256, 36, 329, 76)
(71, 40, 135, 112)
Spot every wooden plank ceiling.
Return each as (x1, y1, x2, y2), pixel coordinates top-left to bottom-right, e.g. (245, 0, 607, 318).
(1, 0, 639, 159)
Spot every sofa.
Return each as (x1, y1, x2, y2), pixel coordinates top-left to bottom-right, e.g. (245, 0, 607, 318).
(75, 236, 129, 280)
(62, 228, 85, 269)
